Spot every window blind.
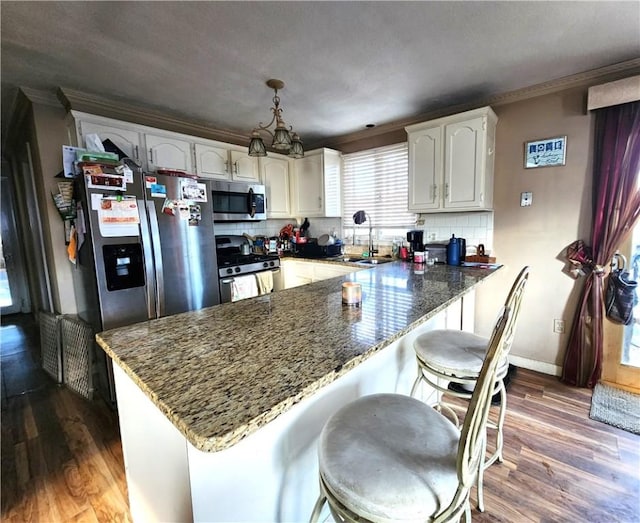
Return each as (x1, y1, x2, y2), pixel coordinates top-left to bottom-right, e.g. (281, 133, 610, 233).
(342, 143, 415, 234)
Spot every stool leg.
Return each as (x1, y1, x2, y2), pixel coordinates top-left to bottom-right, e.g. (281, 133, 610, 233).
(309, 493, 327, 523)
(483, 379, 507, 468)
(477, 435, 487, 512)
(410, 369, 423, 397)
(495, 381, 507, 464)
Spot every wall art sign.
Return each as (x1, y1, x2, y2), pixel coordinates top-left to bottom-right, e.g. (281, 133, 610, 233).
(524, 136, 567, 168)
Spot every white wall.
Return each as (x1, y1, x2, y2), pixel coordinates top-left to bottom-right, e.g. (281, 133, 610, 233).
(31, 103, 78, 314)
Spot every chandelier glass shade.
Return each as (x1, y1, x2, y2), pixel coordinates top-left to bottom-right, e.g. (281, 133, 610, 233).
(248, 79, 304, 158)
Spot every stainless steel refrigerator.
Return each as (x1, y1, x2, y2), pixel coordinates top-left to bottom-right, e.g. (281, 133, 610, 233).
(72, 162, 220, 404)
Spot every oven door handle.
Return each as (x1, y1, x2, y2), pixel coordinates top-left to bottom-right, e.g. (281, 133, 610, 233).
(221, 268, 280, 284)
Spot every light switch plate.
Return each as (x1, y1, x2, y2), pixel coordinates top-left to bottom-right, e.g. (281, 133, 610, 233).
(521, 191, 533, 207)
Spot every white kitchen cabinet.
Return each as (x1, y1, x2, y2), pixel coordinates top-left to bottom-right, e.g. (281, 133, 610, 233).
(77, 120, 143, 163)
(193, 143, 259, 181)
(194, 143, 231, 180)
(70, 112, 257, 182)
(230, 149, 260, 182)
(312, 263, 360, 281)
(146, 134, 193, 173)
(280, 260, 361, 289)
(406, 107, 497, 213)
(290, 148, 342, 218)
(260, 154, 292, 218)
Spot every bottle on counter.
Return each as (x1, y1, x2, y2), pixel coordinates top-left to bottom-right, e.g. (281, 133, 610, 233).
(446, 234, 460, 266)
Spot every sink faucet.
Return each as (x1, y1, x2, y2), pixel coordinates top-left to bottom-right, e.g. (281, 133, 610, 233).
(353, 210, 377, 257)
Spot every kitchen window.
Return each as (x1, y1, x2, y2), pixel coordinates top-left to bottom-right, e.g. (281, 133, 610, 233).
(342, 142, 416, 244)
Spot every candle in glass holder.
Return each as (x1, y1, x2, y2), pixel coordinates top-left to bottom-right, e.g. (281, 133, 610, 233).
(342, 282, 362, 306)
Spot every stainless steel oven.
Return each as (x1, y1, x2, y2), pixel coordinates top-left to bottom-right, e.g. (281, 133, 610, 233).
(211, 180, 266, 221)
(216, 235, 280, 303)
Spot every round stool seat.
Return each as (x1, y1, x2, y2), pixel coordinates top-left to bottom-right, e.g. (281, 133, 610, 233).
(414, 330, 509, 380)
(318, 393, 461, 522)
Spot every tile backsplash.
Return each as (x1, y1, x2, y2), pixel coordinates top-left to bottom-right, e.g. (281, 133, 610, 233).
(214, 217, 342, 239)
(214, 212, 493, 256)
(419, 211, 494, 255)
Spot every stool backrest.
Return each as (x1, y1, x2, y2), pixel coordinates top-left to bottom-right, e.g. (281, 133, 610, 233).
(500, 266, 530, 355)
(456, 305, 512, 493)
(453, 267, 529, 490)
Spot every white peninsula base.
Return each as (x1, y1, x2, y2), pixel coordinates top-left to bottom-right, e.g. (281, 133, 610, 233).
(113, 296, 474, 522)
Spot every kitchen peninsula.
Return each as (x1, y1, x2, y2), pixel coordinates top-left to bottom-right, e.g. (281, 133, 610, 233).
(96, 261, 500, 522)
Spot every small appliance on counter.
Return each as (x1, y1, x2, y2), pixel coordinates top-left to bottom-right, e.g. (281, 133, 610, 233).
(423, 242, 447, 264)
(406, 230, 424, 260)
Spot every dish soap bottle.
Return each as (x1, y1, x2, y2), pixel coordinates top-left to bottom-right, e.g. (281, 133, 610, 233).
(446, 234, 460, 266)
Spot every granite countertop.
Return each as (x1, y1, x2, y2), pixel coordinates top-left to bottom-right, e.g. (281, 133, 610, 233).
(96, 262, 500, 452)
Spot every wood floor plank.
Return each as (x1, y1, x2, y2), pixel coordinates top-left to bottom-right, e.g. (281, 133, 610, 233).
(52, 388, 131, 521)
(516, 448, 639, 522)
(25, 435, 63, 522)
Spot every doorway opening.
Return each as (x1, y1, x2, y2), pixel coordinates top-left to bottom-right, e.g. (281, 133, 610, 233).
(0, 236, 13, 308)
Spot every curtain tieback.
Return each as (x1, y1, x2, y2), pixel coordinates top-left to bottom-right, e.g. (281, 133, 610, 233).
(593, 265, 606, 275)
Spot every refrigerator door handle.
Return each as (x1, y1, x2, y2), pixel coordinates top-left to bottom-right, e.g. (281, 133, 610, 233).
(138, 199, 157, 320)
(147, 201, 165, 317)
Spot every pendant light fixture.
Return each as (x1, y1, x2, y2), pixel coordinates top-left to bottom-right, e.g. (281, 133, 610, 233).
(248, 79, 304, 158)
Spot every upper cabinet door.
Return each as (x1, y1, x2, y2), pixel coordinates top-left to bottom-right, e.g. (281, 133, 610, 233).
(322, 150, 342, 218)
(291, 154, 324, 217)
(194, 143, 230, 180)
(230, 150, 260, 182)
(260, 155, 291, 218)
(408, 126, 441, 211)
(146, 134, 192, 173)
(444, 117, 485, 209)
(406, 107, 496, 213)
(79, 121, 142, 163)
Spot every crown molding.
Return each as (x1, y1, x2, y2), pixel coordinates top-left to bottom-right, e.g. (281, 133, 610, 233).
(19, 86, 61, 107)
(318, 58, 640, 151)
(42, 58, 640, 153)
(2, 88, 45, 154)
(57, 87, 251, 146)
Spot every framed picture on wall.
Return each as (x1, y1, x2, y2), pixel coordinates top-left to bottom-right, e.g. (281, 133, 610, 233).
(524, 136, 567, 168)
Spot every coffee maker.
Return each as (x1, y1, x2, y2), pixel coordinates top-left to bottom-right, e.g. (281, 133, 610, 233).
(406, 230, 424, 260)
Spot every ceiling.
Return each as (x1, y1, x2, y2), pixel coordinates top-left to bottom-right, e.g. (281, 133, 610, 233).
(2, 1, 639, 147)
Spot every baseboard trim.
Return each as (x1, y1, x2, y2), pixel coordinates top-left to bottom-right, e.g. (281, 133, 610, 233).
(509, 355, 561, 377)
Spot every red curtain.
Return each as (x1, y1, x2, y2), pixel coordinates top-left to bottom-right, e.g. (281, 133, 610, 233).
(561, 101, 640, 388)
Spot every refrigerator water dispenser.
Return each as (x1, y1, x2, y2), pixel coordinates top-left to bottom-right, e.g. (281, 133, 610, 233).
(103, 244, 145, 291)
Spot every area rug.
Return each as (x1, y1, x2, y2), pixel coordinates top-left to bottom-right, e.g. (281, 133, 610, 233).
(589, 382, 640, 435)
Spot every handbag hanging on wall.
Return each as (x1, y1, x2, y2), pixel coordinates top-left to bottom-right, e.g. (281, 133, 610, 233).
(605, 253, 638, 325)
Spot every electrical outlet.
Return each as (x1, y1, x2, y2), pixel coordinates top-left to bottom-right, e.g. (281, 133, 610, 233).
(553, 319, 565, 333)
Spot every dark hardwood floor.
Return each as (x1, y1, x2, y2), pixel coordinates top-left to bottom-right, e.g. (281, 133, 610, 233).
(1, 314, 130, 522)
(1, 313, 638, 522)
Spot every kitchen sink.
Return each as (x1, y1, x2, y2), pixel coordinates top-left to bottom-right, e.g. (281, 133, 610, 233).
(344, 257, 394, 265)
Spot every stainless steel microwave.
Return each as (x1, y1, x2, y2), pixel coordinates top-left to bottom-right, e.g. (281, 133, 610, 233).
(211, 180, 266, 221)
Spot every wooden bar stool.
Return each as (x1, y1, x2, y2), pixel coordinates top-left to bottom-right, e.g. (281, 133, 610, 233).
(410, 266, 529, 511)
(309, 305, 514, 523)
